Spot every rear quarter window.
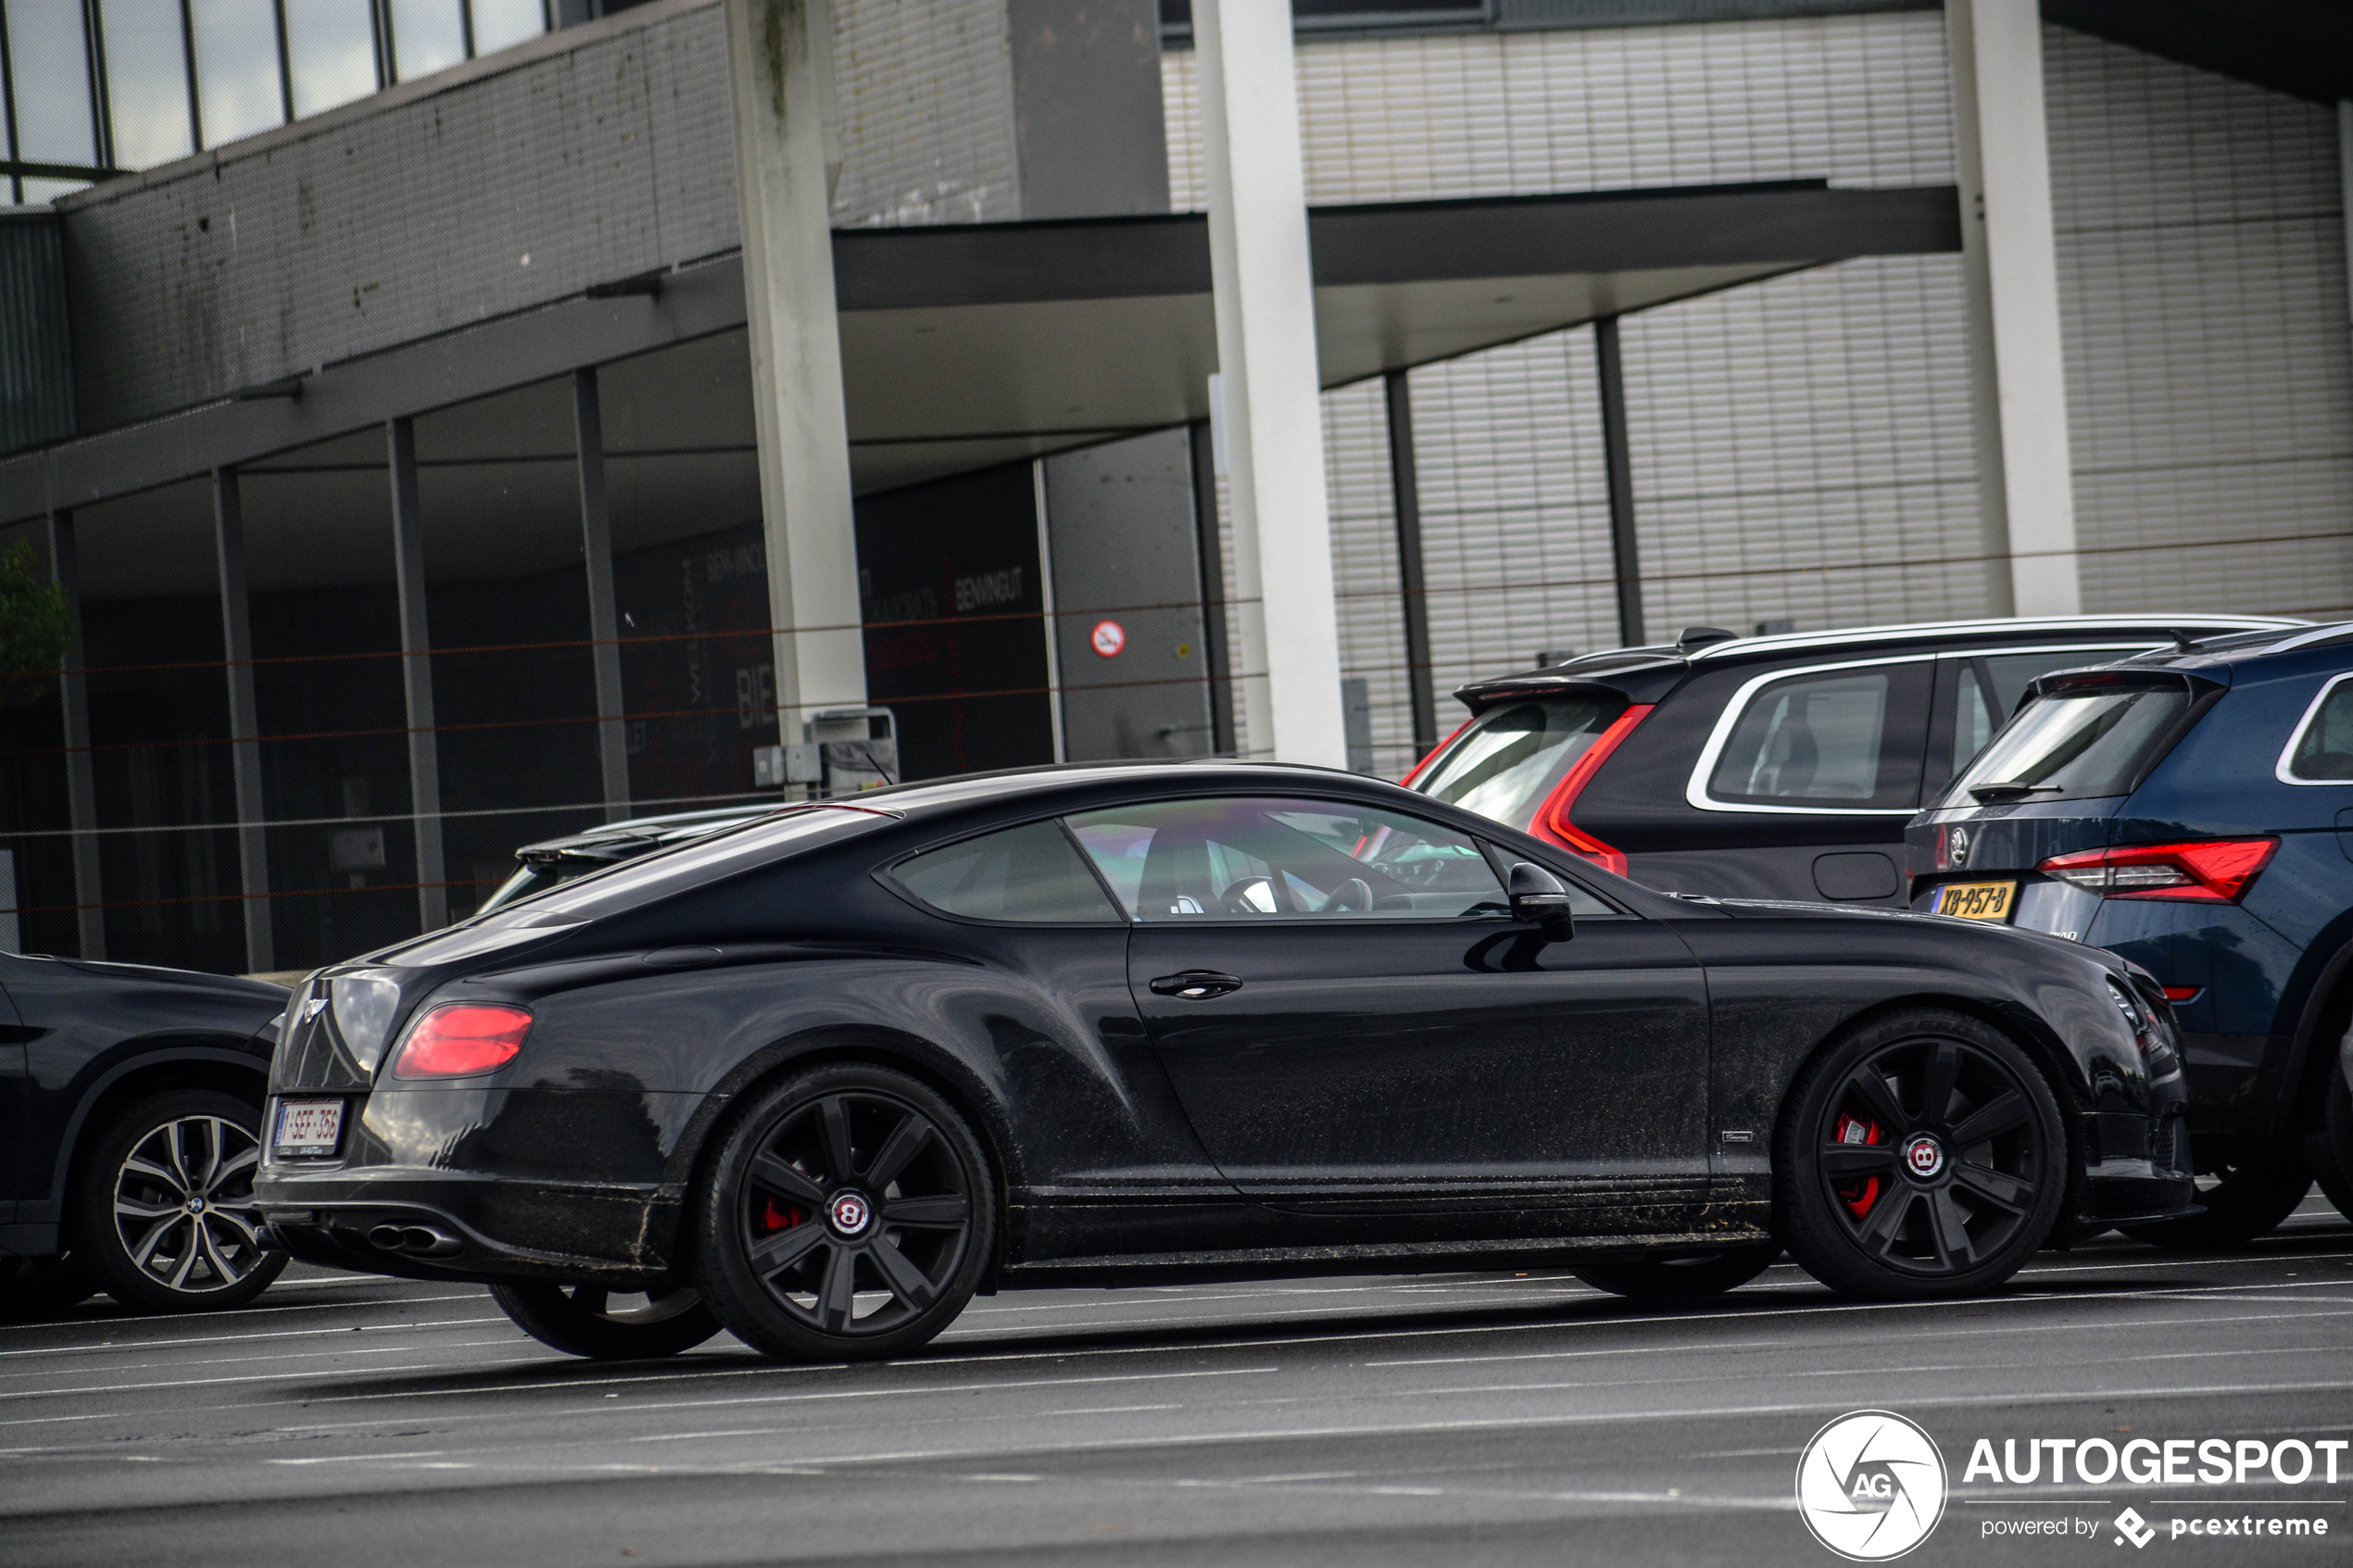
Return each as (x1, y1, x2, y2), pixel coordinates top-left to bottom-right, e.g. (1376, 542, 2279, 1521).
(891, 821, 1124, 922)
(1702, 661, 1931, 810)
(2282, 674, 2353, 783)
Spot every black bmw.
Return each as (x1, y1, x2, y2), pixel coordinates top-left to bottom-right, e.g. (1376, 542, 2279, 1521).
(254, 762, 2194, 1362)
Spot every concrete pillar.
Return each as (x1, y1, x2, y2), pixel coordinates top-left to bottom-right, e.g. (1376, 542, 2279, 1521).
(573, 369, 631, 822)
(212, 468, 273, 973)
(1947, 0, 2081, 617)
(1192, 0, 1346, 767)
(724, 0, 867, 754)
(1188, 421, 1237, 758)
(1382, 370, 1438, 755)
(46, 509, 102, 960)
(1593, 318, 1645, 648)
(388, 418, 447, 934)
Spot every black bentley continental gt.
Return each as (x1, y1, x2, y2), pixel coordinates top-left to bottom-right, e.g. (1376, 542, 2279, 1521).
(253, 762, 2194, 1362)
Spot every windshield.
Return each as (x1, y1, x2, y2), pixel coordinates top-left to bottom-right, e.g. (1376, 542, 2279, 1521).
(1408, 693, 1627, 831)
(1943, 680, 2194, 806)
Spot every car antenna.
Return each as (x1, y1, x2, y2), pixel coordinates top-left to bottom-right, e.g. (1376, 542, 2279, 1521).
(2169, 629, 2203, 651)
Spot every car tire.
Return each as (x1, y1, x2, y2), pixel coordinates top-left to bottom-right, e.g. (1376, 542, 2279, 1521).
(687, 1062, 994, 1363)
(70, 1089, 288, 1313)
(1572, 1245, 1779, 1300)
(490, 1282, 724, 1360)
(0, 1253, 97, 1320)
(1775, 1010, 2068, 1300)
(2309, 1065, 2353, 1222)
(2120, 1152, 2314, 1251)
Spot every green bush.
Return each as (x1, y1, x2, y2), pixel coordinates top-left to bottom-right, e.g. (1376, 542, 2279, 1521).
(0, 540, 72, 709)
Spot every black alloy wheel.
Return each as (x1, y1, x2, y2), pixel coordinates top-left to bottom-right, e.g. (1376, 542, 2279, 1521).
(1776, 1011, 2066, 1299)
(71, 1089, 288, 1312)
(2120, 1152, 2313, 1251)
(1572, 1244, 1779, 1300)
(688, 1063, 993, 1362)
(490, 1282, 724, 1360)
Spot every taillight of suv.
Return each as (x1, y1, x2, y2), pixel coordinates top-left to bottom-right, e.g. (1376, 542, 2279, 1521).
(2037, 838, 2278, 904)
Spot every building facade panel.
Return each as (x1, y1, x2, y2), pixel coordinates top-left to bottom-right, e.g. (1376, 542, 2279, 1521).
(2045, 26, 2353, 623)
(62, 0, 742, 432)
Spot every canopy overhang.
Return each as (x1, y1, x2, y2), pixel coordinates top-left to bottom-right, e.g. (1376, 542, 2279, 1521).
(0, 180, 1958, 516)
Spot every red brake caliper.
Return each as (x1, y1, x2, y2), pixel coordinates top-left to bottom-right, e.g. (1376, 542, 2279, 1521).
(759, 1196, 805, 1233)
(1832, 1111, 1884, 1218)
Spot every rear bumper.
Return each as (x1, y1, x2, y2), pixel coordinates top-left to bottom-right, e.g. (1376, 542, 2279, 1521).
(253, 1168, 683, 1288)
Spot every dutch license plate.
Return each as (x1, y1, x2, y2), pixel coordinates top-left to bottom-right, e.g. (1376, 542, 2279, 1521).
(1933, 881, 2016, 922)
(274, 1098, 344, 1157)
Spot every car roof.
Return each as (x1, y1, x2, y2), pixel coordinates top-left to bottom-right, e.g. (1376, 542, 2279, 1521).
(1453, 613, 2307, 707)
(2087, 619, 2353, 678)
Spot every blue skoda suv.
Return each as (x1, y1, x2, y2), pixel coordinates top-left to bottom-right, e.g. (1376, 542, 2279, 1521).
(1906, 624, 2353, 1247)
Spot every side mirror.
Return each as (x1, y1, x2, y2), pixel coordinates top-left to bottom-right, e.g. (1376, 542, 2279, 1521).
(1508, 861, 1577, 943)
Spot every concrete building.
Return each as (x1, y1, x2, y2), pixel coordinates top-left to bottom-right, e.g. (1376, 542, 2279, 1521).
(0, 0, 2345, 974)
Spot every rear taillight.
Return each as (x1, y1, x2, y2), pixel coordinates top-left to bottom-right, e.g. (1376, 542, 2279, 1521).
(390, 1004, 534, 1078)
(1532, 704, 1653, 877)
(2037, 838, 2278, 904)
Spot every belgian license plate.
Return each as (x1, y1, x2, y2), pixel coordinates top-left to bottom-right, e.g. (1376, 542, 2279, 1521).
(1933, 881, 2017, 922)
(274, 1098, 344, 1157)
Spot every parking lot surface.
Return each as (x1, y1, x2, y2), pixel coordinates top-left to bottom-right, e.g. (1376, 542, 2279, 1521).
(3, 1198, 2349, 1567)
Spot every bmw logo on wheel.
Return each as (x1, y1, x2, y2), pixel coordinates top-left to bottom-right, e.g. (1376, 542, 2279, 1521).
(1796, 1410, 1947, 1561)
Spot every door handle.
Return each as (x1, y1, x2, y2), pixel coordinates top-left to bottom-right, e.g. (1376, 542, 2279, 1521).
(1149, 971, 1244, 999)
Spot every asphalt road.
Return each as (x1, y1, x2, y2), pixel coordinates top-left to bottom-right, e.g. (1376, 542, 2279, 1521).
(4, 1198, 2349, 1568)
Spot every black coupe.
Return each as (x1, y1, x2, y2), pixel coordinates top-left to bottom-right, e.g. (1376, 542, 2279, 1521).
(253, 763, 2194, 1362)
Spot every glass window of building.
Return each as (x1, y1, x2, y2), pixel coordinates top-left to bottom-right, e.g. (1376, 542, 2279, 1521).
(388, 0, 467, 82)
(4, 0, 548, 205)
(191, 0, 286, 146)
(97, 0, 195, 168)
(283, 0, 380, 119)
(6, 0, 100, 166)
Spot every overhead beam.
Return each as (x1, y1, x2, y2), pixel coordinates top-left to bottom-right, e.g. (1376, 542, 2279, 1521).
(2, 182, 1962, 523)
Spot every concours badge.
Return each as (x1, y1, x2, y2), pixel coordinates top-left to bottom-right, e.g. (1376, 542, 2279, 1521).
(1797, 1410, 1947, 1561)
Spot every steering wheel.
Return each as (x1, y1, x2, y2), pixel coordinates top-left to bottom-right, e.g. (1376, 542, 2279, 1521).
(1319, 878, 1373, 914)
(1220, 876, 1280, 915)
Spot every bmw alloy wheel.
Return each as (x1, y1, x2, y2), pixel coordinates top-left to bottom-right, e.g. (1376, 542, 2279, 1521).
(75, 1090, 287, 1311)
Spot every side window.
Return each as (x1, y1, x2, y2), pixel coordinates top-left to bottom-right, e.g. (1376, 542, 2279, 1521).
(1065, 797, 1514, 921)
(1705, 662, 1932, 809)
(2286, 677, 2353, 782)
(891, 821, 1124, 922)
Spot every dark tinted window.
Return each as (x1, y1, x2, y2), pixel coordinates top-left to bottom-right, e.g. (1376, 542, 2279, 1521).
(2287, 679, 2353, 782)
(1944, 681, 2193, 805)
(1407, 693, 1627, 831)
(1065, 797, 1520, 921)
(893, 822, 1122, 922)
(1707, 662, 1931, 809)
(1935, 647, 2144, 785)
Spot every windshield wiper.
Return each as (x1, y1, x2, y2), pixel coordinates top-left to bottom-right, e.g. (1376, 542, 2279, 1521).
(1968, 780, 2063, 803)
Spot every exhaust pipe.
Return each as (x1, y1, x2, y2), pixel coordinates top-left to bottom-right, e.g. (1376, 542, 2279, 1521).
(368, 1223, 463, 1259)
